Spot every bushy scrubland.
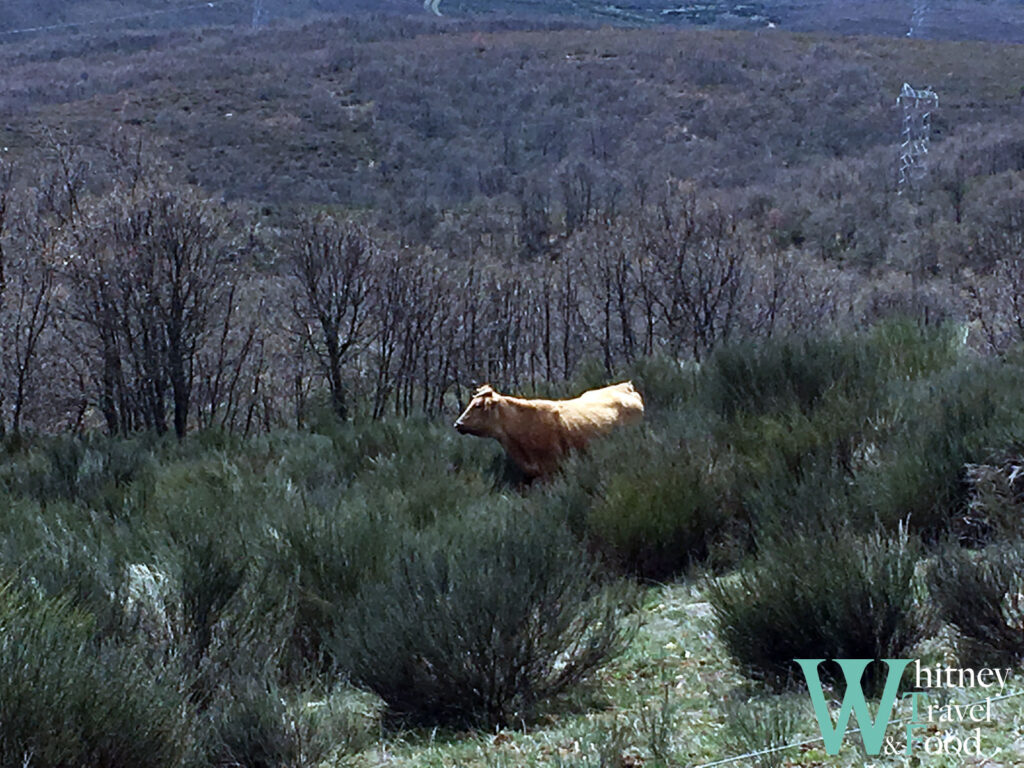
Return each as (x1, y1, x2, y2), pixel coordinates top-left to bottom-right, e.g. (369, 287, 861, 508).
(0, 408, 631, 764)
(3, 320, 1024, 764)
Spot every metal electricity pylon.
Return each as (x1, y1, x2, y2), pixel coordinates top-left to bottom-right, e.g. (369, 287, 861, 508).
(907, 1, 928, 38)
(897, 82, 938, 196)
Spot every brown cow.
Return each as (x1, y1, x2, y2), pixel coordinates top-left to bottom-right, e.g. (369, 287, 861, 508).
(453, 381, 644, 478)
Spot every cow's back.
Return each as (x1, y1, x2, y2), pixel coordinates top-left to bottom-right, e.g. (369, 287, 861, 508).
(563, 381, 644, 433)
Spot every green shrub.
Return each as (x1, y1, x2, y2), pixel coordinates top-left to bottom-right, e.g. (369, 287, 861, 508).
(928, 542, 1024, 666)
(959, 453, 1024, 544)
(114, 550, 308, 764)
(726, 400, 865, 494)
(864, 363, 1024, 538)
(707, 525, 930, 693)
(626, 355, 700, 412)
(741, 449, 865, 547)
(713, 334, 1024, 544)
(702, 334, 876, 420)
(544, 414, 738, 578)
(702, 320, 988, 545)
(292, 414, 502, 500)
(212, 681, 301, 768)
(0, 433, 157, 510)
(0, 581, 189, 768)
(722, 694, 804, 768)
(276, 494, 407, 670)
(703, 319, 963, 423)
(0, 497, 144, 638)
(173, 535, 254, 706)
(210, 681, 378, 768)
(585, 439, 733, 578)
(262, 431, 345, 501)
(306, 414, 447, 478)
(866, 318, 965, 382)
(328, 507, 634, 728)
(151, 451, 251, 516)
(349, 443, 499, 529)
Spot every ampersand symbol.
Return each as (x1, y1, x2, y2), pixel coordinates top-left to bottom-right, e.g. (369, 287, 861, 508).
(883, 735, 902, 755)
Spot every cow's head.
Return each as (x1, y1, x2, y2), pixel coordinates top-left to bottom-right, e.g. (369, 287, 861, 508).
(454, 384, 502, 437)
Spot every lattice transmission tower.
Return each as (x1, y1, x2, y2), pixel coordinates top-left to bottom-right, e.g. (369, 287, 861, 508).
(897, 82, 938, 195)
(252, 0, 266, 28)
(907, 0, 929, 37)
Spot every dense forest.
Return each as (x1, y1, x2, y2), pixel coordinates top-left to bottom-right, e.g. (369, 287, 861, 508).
(4, 5, 1024, 768)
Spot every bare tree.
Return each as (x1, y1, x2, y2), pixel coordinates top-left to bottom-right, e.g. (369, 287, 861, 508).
(0, 182, 57, 436)
(64, 181, 231, 438)
(644, 191, 751, 360)
(556, 250, 586, 379)
(559, 161, 595, 236)
(573, 222, 640, 374)
(193, 284, 262, 433)
(4, 240, 55, 436)
(369, 249, 406, 419)
(146, 191, 231, 438)
(516, 176, 552, 260)
(0, 161, 65, 437)
(289, 216, 375, 420)
(37, 131, 88, 230)
(63, 223, 135, 435)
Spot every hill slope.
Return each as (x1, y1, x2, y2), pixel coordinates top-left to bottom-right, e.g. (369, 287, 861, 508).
(5, 0, 1024, 42)
(4, 15, 1024, 232)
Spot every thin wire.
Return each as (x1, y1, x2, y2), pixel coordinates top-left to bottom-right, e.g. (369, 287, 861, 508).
(690, 689, 1024, 768)
(0, 1, 246, 38)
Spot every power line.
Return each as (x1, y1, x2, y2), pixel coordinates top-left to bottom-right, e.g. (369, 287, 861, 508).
(0, 1, 246, 39)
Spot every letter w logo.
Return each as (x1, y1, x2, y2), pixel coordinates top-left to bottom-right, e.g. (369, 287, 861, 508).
(796, 658, 912, 756)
